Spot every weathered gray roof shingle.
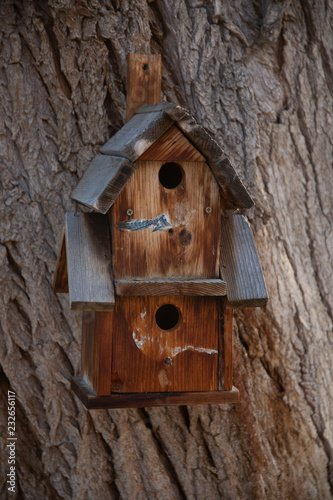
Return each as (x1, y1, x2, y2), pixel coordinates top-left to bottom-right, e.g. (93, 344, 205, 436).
(72, 101, 254, 213)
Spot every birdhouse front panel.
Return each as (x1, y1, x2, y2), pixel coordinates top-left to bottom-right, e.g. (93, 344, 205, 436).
(111, 160, 220, 279)
(110, 295, 219, 394)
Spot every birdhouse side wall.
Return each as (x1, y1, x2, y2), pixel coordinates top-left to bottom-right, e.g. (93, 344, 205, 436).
(81, 311, 113, 395)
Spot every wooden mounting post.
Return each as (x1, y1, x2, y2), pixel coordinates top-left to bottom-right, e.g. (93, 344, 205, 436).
(126, 53, 162, 122)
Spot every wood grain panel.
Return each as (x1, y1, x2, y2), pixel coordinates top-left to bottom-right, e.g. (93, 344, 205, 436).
(65, 212, 115, 311)
(223, 304, 233, 390)
(138, 125, 205, 162)
(72, 377, 239, 409)
(110, 296, 219, 393)
(81, 311, 97, 390)
(220, 214, 268, 308)
(112, 161, 220, 279)
(115, 278, 227, 296)
(81, 311, 114, 395)
(95, 312, 113, 395)
(53, 232, 68, 293)
(126, 53, 162, 122)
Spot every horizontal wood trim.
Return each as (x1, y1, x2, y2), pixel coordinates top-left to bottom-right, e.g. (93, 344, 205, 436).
(115, 279, 227, 296)
(71, 376, 239, 409)
(65, 212, 115, 311)
(70, 301, 115, 311)
(53, 231, 68, 293)
(220, 214, 268, 308)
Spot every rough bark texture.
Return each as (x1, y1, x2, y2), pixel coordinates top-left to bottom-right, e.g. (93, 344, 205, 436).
(0, 1, 332, 499)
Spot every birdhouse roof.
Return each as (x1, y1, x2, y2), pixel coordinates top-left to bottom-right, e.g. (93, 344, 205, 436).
(71, 101, 254, 214)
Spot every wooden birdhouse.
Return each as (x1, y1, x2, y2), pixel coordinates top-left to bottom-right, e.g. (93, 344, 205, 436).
(54, 58, 267, 408)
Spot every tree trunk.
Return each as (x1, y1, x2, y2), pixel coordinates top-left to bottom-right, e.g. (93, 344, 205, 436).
(1, 1, 332, 499)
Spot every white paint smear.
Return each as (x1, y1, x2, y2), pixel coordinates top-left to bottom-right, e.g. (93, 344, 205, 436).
(132, 331, 218, 358)
(170, 345, 218, 357)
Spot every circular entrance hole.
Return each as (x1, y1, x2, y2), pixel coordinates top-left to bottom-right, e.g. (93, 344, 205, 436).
(159, 163, 183, 189)
(155, 304, 181, 331)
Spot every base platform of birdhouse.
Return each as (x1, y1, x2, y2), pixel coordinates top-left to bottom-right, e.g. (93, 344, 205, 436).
(71, 376, 239, 409)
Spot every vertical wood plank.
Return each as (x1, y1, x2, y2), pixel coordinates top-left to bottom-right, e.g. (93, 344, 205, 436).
(96, 312, 113, 395)
(126, 53, 162, 122)
(81, 311, 97, 390)
(81, 311, 114, 396)
(65, 212, 115, 310)
(223, 304, 233, 391)
(218, 300, 224, 391)
(220, 214, 268, 308)
(53, 232, 68, 293)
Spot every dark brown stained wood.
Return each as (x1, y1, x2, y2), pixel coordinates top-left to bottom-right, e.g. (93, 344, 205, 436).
(209, 158, 254, 209)
(81, 311, 114, 395)
(110, 296, 219, 393)
(126, 53, 162, 122)
(95, 312, 113, 395)
(220, 214, 268, 308)
(100, 111, 173, 160)
(115, 278, 227, 296)
(71, 377, 239, 409)
(81, 311, 96, 390)
(223, 304, 233, 390)
(71, 155, 136, 214)
(81, 312, 113, 395)
(218, 300, 224, 391)
(112, 161, 220, 279)
(65, 212, 115, 310)
(53, 232, 68, 293)
(138, 125, 206, 162)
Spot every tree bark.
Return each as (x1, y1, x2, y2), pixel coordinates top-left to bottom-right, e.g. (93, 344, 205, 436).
(0, 1, 332, 499)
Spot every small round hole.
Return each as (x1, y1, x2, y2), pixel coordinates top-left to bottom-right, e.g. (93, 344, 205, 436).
(143, 63, 149, 71)
(159, 163, 183, 189)
(155, 304, 181, 331)
(168, 228, 174, 235)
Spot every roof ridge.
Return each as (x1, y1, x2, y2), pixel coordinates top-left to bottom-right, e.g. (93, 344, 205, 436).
(71, 101, 254, 213)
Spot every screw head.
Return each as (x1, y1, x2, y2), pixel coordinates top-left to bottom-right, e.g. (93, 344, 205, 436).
(205, 206, 212, 214)
(126, 209, 133, 216)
